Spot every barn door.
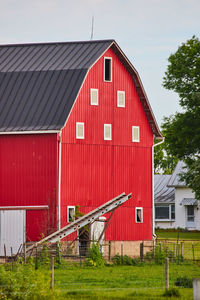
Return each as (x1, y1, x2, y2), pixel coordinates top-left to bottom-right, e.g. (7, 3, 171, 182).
(90, 216, 106, 253)
(0, 210, 25, 256)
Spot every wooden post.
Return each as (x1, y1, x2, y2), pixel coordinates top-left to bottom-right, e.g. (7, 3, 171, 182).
(24, 243, 26, 264)
(50, 256, 54, 289)
(108, 241, 111, 261)
(4, 244, 6, 258)
(165, 258, 169, 290)
(181, 242, 184, 259)
(121, 241, 124, 264)
(140, 242, 144, 262)
(193, 278, 200, 300)
(192, 244, 195, 262)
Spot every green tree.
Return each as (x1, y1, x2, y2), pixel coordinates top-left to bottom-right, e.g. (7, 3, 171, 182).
(162, 36, 200, 199)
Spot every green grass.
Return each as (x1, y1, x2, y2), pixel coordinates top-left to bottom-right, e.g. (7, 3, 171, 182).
(53, 262, 200, 299)
(155, 229, 200, 240)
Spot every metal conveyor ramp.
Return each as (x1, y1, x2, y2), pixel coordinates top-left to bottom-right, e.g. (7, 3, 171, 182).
(26, 192, 132, 253)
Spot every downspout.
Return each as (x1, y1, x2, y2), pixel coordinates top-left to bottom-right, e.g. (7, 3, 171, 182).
(152, 137, 165, 238)
(57, 132, 62, 231)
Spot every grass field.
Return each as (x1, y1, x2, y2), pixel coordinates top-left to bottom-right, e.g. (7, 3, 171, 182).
(155, 229, 200, 240)
(54, 262, 200, 299)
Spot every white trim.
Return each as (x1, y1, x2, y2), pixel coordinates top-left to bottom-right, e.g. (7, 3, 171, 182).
(104, 124, 112, 140)
(0, 205, 49, 210)
(132, 126, 140, 142)
(0, 130, 59, 135)
(104, 57, 112, 82)
(90, 88, 99, 106)
(57, 133, 62, 230)
(67, 206, 75, 223)
(76, 122, 85, 139)
(117, 90, 125, 107)
(136, 207, 143, 223)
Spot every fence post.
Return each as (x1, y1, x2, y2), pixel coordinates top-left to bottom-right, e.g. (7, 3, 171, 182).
(4, 244, 6, 258)
(193, 278, 200, 300)
(192, 243, 195, 262)
(108, 241, 111, 261)
(165, 258, 169, 290)
(121, 241, 124, 264)
(50, 256, 54, 289)
(24, 243, 26, 264)
(181, 242, 184, 260)
(140, 242, 144, 262)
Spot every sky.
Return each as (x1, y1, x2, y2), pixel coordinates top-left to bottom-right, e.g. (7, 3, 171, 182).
(1, 0, 200, 127)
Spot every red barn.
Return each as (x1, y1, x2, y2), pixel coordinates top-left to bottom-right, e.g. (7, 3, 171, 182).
(0, 40, 162, 256)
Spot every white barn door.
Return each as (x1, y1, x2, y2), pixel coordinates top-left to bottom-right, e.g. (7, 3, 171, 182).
(0, 210, 25, 256)
(90, 217, 106, 253)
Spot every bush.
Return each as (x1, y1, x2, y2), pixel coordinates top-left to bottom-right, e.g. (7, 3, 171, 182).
(112, 254, 140, 266)
(175, 276, 193, 288)
(85, 243, 105, 267)
(163, 288, 180, 298)
(0, 261, 57, 299)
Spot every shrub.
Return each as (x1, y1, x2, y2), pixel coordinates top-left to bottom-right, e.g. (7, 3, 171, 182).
(163, 288, 180, 298)
(85, 243, 105, 267)
(112, 254, 140, 266)
(175, 276, 193, 288)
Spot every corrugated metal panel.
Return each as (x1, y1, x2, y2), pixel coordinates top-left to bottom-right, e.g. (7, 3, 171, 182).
(0, 134, 58, 241)
(0, 40, 161, 137)
(180, 198, 198, 206)
(154, 175, 175, 203)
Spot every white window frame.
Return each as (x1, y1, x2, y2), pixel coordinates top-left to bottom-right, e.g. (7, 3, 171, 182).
(90, 88, 99, 106)
(117, 90, 125, 107)
(132, 126, 140, 142)
(76, 122, 84, 139)
(136, 207, 143, 223)
(67, 206, 75, 223)
(104, 124, 112, 141)
(155, 204, 175, 222)
(104, 57, 112, 82)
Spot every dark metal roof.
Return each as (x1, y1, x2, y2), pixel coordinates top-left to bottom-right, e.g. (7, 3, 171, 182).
(0, 40, 162, 136)
(180, 198, 198, 206)
(167, 161, 187, 187)
(154, 174, 175, 203)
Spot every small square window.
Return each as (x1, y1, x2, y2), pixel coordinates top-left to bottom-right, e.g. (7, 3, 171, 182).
(104, 57, 112, 82)
(90, 89, 98, 105)
(136, 207, 143, 223)
(76, 122, 84, 139)
(132, 126, 140, 142)
(104, 124, 112, 140)
(117, 91, 125, 107)
(67, 206, 75, 223)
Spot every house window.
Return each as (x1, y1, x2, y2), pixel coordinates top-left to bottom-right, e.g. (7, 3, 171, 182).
(136, 207, 143, 223)
(117, 91, 125, 107)
(187, 206, 194, 222)
(104, 57, 112, 82)
(76, 122, 84, 139)
(90, 89, 98, 105)
(67, 206, 75, 223)
(104, 124, 112, 140)
(155, 204, 175, 220)
(132, 126, 140, 142)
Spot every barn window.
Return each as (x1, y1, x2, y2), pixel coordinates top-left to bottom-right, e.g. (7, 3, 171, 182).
(132, 126, 140, 142)
(90, 89, 99, 105)
(136, 207, 143, 223)
(117, 91, 125, 107)
(67, 206, 75, 223)
(104, 124, 112, 140)
(104, 57, 112, 82)
(76, 122, 84, 139)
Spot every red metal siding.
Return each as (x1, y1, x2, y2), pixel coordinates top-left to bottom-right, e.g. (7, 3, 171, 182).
(61, 47, 153, 241)
(0, 134, 58, 241)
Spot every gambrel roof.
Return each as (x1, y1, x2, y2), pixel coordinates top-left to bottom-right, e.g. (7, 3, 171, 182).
(0, 40, 162, 137)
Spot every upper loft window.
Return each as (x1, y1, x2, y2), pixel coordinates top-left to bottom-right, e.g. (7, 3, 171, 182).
(136, 207, 143, 223)
(104, 124, 112, 140)
(67, 206, 75, 223)
(132, 126, 140, 142)
(104, 57, 112, 82)
(76, 122, 84, 139)
(90, 88, 99, 105)
(117, 91, 125, 107)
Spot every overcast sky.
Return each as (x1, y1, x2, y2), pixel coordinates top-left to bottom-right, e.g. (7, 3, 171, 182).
(1, 0, 200, 126)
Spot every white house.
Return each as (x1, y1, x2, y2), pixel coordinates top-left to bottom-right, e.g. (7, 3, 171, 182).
(155, 161, 200, 230)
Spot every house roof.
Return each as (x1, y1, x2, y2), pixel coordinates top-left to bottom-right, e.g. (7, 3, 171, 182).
(0, 40, 162, 137)
(167, 161, 187, 187)
(154, 174, 175, 203)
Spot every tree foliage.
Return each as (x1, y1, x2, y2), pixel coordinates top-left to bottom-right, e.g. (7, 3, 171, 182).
(162, 36, 200, 199)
